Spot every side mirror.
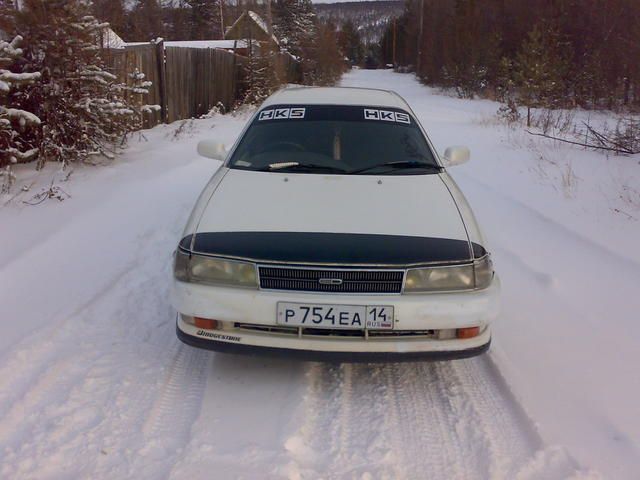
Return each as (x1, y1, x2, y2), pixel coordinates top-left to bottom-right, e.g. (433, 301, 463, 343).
(442, 146, 470, 167)
(197, 140, 227, 161)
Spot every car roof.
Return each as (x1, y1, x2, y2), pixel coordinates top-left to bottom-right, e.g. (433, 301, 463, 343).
(262, 86, 411, 110)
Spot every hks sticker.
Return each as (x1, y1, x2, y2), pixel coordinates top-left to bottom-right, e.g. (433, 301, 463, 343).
(258, 107, 306, 121)
(364, 109, 411, 124)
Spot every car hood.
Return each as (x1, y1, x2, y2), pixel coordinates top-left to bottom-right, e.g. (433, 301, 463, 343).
(195, 169, 468, 241)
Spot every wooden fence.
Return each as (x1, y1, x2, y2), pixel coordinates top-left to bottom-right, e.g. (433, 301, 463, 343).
(164, 46, 240, 123)
(104, 43, 165, 127)
(105, 43, 300, 128)
(277, 52, 301, 86)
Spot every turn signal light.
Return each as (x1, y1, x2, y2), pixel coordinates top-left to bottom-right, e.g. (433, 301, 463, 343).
(194, 317, 219, 330)
(456, 327, 480, 339)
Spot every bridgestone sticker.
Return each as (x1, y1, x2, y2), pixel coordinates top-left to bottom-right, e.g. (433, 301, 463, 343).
(196, 330, 241, 342)
(364, 109, 411, 124)
(258, 107, 306, 121)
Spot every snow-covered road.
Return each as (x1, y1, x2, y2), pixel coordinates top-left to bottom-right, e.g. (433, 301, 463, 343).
(2, 69, 638, 479)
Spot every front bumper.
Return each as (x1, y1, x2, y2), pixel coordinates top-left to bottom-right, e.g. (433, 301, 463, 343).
(176, 320, 490, 362)
(171, 275, 499, 362)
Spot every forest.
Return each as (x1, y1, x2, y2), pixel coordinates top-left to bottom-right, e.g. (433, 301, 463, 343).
(380, 0, 640, 113)
(315, 1, 403, 46)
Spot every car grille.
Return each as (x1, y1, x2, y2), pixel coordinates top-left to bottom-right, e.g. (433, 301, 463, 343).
(258, 266, 404, 293)
(234, 323, 437, 338)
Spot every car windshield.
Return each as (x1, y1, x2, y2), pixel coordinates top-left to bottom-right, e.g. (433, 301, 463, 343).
(227, 105, 440, 174)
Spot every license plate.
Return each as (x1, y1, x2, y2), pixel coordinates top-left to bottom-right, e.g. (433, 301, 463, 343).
(277, 302, 394, 330)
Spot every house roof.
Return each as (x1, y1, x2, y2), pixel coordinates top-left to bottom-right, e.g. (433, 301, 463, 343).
(262, 86, 411, 110)
(99, 27, 126, 49)
(224, 10, 279, 46)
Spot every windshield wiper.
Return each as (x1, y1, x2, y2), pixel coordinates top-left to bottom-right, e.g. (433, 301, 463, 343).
(260, 162, 348, 173)
(350, 160, 442, 175)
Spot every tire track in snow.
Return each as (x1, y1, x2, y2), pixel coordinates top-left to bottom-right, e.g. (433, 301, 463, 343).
(449, 358, 538, 479)
(0, 355, 86, 447)
(382, 362, 450, 479)
(413, 361, 487, 479)
(451, 358, 583, 479)
(328, 364, 400, 479)
(283, 363, 338, 477)
(0, 219, 198, 479)
(335, 363, 355, 469)
(284, 358, 582, 480)
(0, 263, 138, 420)
(284, 363, 399, 479)
(380, 361, 491, 479)
(140, 344, 209, 439)
(379, 365, 410, 479)
(128, 342, 210, 479)
(0, 261, 147, 480)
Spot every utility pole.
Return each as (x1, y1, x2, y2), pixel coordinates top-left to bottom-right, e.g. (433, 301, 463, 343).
(264, 0, 280, 83)
(220, 0, 225, 38)
(392, 18, 397, 67)
(416, 0, 424, 76)
(265, 0, 274, 37)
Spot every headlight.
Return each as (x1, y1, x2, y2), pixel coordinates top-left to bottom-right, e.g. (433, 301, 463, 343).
(404, 255, 493, 293)
(174, 249, 257, 288)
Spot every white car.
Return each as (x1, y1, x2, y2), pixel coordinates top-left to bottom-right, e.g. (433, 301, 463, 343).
(171, 86, 500, 361)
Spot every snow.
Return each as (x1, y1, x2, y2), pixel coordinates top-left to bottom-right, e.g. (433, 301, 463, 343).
(2, 108, 41, 125)
(0, 35, 23, 58)
(141, 104, 161, 114)
(0, 71, 41, 83)
(0, 69, 638, 479)
(125, 40, 248, 50)
(163, 40, 248, 50)
(0, 37, 38, 93)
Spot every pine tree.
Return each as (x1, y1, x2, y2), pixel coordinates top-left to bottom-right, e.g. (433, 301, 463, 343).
(0, 35, 41, 169)
(273, 0, 316, 55)
(129, 0, 165, 42)
(273, 0, 318, 82)
(337, 19, 363, 65)
(15, 0, 138, 167)
(513, 24, 571, 126)
(125, 67, 161, 128)
(242, 51, 273, 105)
(575, 48, 606, 109)
(92, 0, 127, 36)
(313, 20, 344, 85)
(164, 1, 191, 41)
(187, 0, 222, 40)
